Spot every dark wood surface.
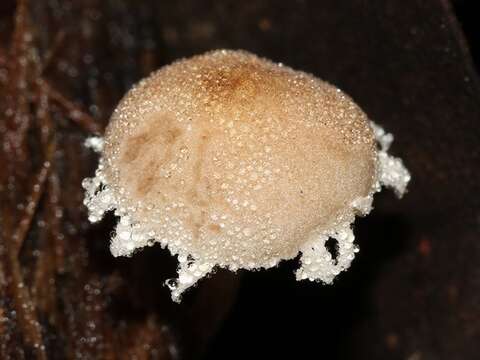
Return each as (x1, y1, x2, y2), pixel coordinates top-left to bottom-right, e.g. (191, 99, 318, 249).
(1, 1, 479, 359)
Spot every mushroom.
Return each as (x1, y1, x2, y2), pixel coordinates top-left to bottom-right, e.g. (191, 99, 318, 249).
(83, 50, 410, 302)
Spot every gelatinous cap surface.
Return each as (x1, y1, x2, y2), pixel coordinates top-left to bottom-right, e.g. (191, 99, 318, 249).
(102, 49, 377, 267)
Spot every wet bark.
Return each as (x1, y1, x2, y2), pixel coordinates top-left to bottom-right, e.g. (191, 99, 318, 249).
(1, 1, 479, 359)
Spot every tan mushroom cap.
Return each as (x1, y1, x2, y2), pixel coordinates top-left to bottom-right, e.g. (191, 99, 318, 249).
(102, 50, 377, 268)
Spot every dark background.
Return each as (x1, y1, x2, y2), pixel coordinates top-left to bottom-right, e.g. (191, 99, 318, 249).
(203, 1, 480, 358)
(0, 1, 479, 359)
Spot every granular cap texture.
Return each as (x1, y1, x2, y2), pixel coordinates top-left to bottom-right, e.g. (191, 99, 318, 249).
(83, 50, 410, 301)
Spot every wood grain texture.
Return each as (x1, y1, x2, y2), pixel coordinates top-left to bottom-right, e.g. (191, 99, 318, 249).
(1, 0, 478, 359)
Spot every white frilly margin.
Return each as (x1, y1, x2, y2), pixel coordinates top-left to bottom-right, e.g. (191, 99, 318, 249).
(82, 123, 410, 301)
(295, 122, 410, 284)
(82, 137, 214, 302)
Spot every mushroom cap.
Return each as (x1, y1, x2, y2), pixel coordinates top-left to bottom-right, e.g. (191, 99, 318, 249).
(102, 50, 377, 268)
